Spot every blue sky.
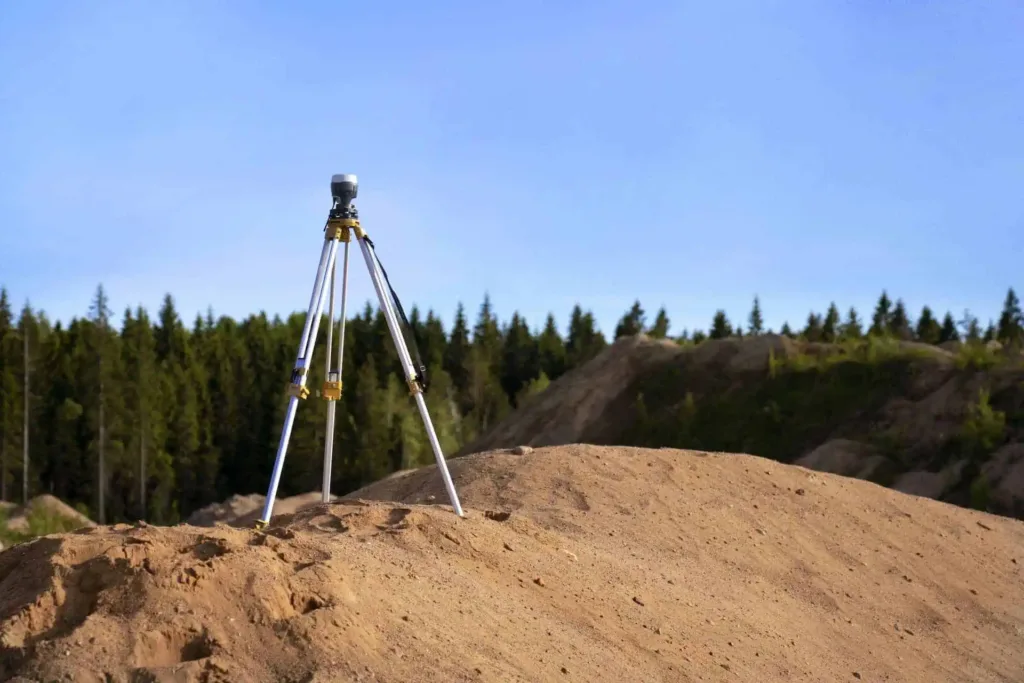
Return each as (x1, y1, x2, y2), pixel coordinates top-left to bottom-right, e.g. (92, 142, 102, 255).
(1, 1, 1021, 338)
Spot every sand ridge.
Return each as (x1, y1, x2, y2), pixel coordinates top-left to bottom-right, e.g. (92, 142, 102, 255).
(1, 445, 1023, 682)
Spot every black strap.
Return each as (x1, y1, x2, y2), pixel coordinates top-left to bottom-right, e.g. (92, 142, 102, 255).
(364, 237, 429, 392)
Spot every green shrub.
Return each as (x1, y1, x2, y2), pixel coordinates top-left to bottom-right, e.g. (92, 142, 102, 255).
(955, 343, 1001, 370)
(960, 388, 1006, 459)
(969, 474, 992, 511)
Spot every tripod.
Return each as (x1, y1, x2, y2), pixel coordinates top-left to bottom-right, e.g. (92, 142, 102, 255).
(255, 174, 464, 528)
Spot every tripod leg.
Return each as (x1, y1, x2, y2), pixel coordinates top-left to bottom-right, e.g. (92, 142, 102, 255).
(258, 236, 341, 527)
(322, 241, 350, 503)
(322, 262, 337, 504)
(355, 235, 465, 517)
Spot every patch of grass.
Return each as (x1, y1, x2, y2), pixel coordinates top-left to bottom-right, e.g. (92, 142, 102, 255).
(0, 505, 89, 550)
(0, 508, 28, 548)
(26, 507, 89, 537)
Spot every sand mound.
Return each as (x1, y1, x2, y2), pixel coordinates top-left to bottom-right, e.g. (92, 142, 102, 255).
(3, 494, 95, 535)
(2, 445, 1023, 682)
(458, 335, 687, 454)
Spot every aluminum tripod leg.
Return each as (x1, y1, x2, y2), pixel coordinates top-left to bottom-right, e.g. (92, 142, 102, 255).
(322, 241, 350, 503)
(258, 235, 341, 527)
(356, 235, 465, 517)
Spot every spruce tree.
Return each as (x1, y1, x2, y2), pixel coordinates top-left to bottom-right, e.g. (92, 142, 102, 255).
(17, 303, 34, 505)
(803, 312, 824, 342)
(420, 310, 448, 371)
(959, 310, 981, 343)
(938, 312, 959, 343)
(915, 306, 941, 345)
(822, 303, 840, 342)
(648, 307, 670, 339)
(0, 289, 15, 501)
(842, 307, 863, 340)
(779, 322, 793, 338)
(87, 285, 115, 523)
(566, 306, 606, 369)
(536, 314, 566, 381)
(500, 312, 539, 406)
(613, 300, 646, 339)
(996, 287, 1023, 346)
(889, 299, 912, 340)
(869, 291, 892, 336)
(983, 321, 996, 343)
(709, 310, 732, 340)
(443, 303, 471, 408)
(747, 296, 764, 336)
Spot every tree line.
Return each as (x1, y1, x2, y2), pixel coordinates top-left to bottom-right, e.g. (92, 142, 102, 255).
(0, 285, 1020, 525)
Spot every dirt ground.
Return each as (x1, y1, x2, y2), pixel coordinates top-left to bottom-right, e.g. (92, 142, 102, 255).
(2, 444, 1023, 682)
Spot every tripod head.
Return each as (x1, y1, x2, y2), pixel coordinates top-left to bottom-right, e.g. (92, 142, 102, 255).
(331, 174, 358, 210)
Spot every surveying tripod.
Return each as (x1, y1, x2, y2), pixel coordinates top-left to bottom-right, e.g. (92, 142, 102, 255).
(255, 174, 464, 528)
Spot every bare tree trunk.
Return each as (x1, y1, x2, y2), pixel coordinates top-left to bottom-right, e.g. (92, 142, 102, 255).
(140, 417, 146, 521)
(22, 323, 29, 505)
(1, 428, 7, 502)
(98, 371, 105, 525)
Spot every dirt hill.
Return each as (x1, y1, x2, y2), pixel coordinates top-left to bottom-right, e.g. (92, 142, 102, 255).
(460, 335, 1024, 519)
(1, 494, 95, 541)
(2, 445, 1023, 682)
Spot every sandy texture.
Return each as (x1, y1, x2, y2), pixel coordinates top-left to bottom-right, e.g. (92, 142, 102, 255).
(2, 445, 1023, 682)
(186, 492, 329, 529)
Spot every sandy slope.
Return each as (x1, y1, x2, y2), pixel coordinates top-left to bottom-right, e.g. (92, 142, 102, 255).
(1, 445, 1023, 682)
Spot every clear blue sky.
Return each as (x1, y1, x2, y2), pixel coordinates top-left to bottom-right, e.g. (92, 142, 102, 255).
(1, 1, 1021, 338)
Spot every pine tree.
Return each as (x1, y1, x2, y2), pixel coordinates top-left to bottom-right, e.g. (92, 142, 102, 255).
(841, 307, 863, 340)
(614, 300, 646, 339)
(996, 287, 1023, 347)
(983, 321, 996, 343)
(647, 307, 670, 339)
(938, 312, 959, 343)
(822, 303, 840, 342)
(536, 314, 566, 381)
(915, 306, 941, 345)
(709, 311, 732, 340)
(779, 322, 794, 338)
(870, 291, 892, 336)
(747, 297, 764, 336)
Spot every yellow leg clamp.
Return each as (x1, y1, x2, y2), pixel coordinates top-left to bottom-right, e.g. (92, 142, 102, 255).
(325, 218, 361, 242)
(287, 383, 310, 400)
(407, 378, 422, 396)
(253, 519, 267, 530)
(322, 380, 342, 401)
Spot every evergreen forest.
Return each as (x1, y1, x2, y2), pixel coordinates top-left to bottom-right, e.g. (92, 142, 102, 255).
(0, 284, 1021, 526)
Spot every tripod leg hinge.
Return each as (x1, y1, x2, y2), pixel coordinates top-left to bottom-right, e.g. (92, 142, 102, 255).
(322, 380, 342, 401)
(253, 519, 268, 531)
(287, 383, 310, 399)
(325, 218, 364, 241)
